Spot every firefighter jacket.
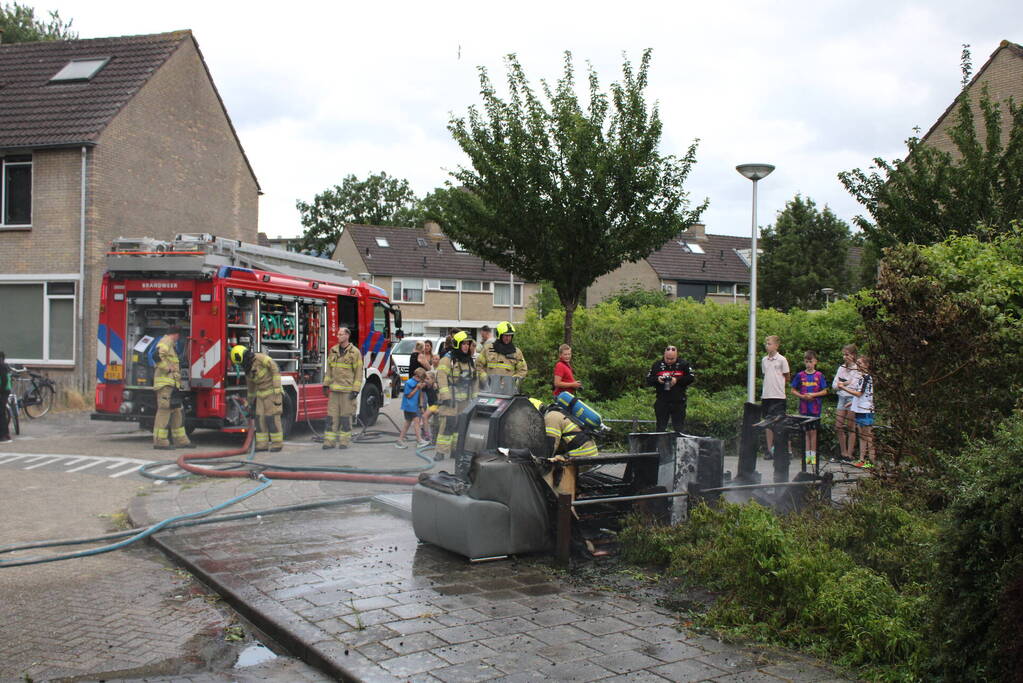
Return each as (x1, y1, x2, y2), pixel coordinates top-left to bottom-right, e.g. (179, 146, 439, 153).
(153, 335, 181, 390)
(437, 351, 476, 404)
(478, 340, 527, 382)
(246, 353, 283, 401)
(325, 343, 363, 393)
(544, 410, 598, 458)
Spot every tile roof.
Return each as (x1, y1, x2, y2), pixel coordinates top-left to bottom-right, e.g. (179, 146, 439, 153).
(0, 31, 189, 149)
(342, 224, 522, 281)
(645, 232, 753, 283)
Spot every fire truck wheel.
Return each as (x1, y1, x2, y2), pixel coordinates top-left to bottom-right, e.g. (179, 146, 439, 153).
(359, 382, 382, 427)
(140, 418, 154, 433)
(281, 391, 296, 437)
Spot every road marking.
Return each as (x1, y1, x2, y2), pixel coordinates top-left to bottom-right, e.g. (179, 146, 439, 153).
(110, 466, 143, 478)
(0, 452, 167, 479)
(65, 459, 102, 473)
(23, 457, 64, 470)
(0, 454, 33, 465)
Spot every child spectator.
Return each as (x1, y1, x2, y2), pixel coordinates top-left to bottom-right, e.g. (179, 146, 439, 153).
(396, 368, 428, 448)
(553, 344, 582, 397)
(761, 335, 790, 459)
(832, 344, 859, 461)
(791, 350, 828, 466)
(839, 355, 875, 468)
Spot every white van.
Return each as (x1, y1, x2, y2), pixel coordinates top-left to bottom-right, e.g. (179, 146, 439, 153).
(391, 336, 445, 387)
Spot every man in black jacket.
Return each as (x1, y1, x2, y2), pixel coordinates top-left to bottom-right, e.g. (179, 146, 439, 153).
(646, 345, 696, 434)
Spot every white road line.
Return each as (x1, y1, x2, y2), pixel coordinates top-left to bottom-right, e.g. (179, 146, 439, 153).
(110, 466, 142, 478)
(23, 457, 65, 470)
(66, 459, 101, 473)
(0, 455, 32, 465)
(61, 457, 85, 466)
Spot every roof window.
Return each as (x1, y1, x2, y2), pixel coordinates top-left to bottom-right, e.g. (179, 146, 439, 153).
(451, 241, 467, 252)
(417, 238, 428, 248)
(375, 237, 390, 248)
(50, 57, 110, 83)
(677, 240, 705, 254)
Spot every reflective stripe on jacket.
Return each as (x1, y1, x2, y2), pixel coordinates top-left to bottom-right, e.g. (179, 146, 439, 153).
(324, 343, 363, 393)
(153, 335, 181, 390)
(437, 354, 476, 403)
(478, 345, 527, 381)
(544, 411, 598, 458)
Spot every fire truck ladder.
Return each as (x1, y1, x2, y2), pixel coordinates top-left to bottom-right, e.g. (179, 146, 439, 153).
(106, 233, 351, 283)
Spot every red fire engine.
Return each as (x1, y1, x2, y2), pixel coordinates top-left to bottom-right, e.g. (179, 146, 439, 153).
(91, 233, 401, 435)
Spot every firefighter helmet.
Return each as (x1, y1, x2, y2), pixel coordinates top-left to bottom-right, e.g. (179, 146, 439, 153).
(230, 344, 249, 365)
(453, 330, 470, 347)
(528, 397, 543, 411)
(496, 321, 515, 337)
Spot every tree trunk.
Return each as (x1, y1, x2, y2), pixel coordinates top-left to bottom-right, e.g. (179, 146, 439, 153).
(562, 297, 578, 345)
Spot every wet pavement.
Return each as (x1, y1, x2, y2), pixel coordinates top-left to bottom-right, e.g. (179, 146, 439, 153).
(130, 462, 856, 682)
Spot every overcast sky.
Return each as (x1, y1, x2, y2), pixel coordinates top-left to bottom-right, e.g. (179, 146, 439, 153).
(44, 0, 1020, 238)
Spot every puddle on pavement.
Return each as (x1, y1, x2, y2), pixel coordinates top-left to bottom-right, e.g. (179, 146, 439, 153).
(234, 643, 277, 668)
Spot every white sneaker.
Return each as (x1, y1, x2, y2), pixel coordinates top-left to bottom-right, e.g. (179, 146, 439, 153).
(394, 442, 408, 449)
(417, 440, 430, 448)
(0, 438, 12, 444)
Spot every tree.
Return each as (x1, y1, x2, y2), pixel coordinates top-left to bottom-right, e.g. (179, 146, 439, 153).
(0, 2, 76, 43)
(443, 50, 706, 344)
(296, 172, 421, 255)
(759, 195, 853, 310)
(839, 83, 1023, 249)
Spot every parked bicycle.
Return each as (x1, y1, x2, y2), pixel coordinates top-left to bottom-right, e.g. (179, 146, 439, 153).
(8, 366, 57, 420)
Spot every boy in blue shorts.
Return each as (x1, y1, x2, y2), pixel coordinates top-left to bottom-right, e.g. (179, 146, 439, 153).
(791, 350, 828, 466)
(396, 368, 428, 449)
(838, 355, 875, 468)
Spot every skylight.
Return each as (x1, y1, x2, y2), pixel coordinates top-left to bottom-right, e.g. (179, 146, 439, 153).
(375, 237, 390, 248)
(50, 57, 110, 82)
(417, 238, 428, 248)
(677, 240, 705, 254)
(451, 241, 467, 252)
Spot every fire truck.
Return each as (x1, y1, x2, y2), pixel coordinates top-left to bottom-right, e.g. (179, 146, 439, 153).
(91, 233, 401, 435)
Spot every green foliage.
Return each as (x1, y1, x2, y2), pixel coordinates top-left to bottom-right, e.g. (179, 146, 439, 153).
(760, 195, 855, 311)
(515, 297, 861, 402)
(839, 82, 1023, 249)
(444, 50, 706, 343)
(529, 281, 563, 318)
(857, 230, 1023, 469)
(605, 285, 672, 310)
(926, 414, 1023, 681)
(296, 172, 422, 255)
(0, 2, 75, 43)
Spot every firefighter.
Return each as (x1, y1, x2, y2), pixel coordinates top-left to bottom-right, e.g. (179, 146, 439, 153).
(542, 402, 598, 499)
(477, 321, 527, 387)
(322, 326, 362, 449)
(435, 330, 476, 459)
(153, 325, 190, 450)
(230, 344, 284, 452)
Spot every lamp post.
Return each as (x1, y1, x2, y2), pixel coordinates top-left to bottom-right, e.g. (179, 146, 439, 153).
(736, 163, 775, 403)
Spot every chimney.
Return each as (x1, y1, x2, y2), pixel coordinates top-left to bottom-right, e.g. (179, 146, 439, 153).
(424, 220, 444, 239)
(683, 222, 706, 240)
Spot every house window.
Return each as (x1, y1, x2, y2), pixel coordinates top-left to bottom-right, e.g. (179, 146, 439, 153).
(493, 282, 523, 307)
(50, 57, 110, 82)
(375, 237, 390, 247)
(2, 155, 32, 227)
(391, 278, 423, 303)
(451, 241, 467, 252)
(417, 238, 428, 248)
(661, 282, 675, 295)
(0, 280, 76, 362)
(706, 283, 734, 295)
(677, 240, 705, 254)
(736, 284, 750, 296)
(461, 280, 491, 292)
(426, 279, 458, 291)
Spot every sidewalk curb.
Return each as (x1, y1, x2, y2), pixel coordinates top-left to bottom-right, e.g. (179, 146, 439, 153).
(127, 496, 360, 682)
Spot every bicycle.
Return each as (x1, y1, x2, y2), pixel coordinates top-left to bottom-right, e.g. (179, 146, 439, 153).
(9, 367, 56, 419)
(5, 390, 18, 436)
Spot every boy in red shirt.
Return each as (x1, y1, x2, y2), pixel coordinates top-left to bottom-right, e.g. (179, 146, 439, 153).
(553, 344, 582, 397)
(790, 350, 828, 466)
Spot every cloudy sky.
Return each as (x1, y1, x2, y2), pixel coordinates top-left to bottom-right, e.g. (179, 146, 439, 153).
(43, 0, 1019, 238)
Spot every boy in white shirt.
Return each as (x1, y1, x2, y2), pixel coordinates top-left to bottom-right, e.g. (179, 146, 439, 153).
(760, 335, 790, 459)
(839, 355, 875, 468)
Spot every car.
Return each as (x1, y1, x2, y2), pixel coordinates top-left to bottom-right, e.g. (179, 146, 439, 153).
(390, 336, 445, 388)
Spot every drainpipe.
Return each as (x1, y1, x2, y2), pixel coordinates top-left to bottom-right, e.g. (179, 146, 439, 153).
(78, 146, 87, 390)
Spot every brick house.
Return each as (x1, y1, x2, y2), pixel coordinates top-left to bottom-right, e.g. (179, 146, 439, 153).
(588, 224, 754, 304)
(0, 31, 260, 390)
(332, 222, 537, 337)
(921, 40, 1023, 157)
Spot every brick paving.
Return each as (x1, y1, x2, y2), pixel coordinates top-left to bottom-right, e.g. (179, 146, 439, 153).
(132, 475, 855, 682)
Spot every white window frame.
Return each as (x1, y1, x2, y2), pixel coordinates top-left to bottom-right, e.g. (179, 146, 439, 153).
(375, 237, 390, 247)
(426, 279, 458, 291)
(661, 282, 675, 295)
(0, 276, 78, 364)
(1, 155, 33, 229)
(493, 282, 523, 307)
(460, 280, 491, 292)
(391, 278, 424, 304)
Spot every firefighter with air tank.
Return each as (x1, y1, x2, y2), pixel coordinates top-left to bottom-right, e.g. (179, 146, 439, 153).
(153, 325, 191, 450)
(477, 321, 527, 387)
(230, 344, 284, 452)
(436, 330, 477, 459)
(322, 326, 362, 449)
(540, 394, 600, 500)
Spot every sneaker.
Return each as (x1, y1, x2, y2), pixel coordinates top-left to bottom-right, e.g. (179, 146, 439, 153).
(0, 438, 12, 444)
(395, 442, 408, 449)
(417, 440, 430, 448)
(853, 460, 866, 468)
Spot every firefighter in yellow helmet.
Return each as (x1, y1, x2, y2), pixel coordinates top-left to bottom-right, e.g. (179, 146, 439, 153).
(230, 344, 284, 452)
(322, 326, 362, 449)
(435, 330, 476, 460)
(543, 402, 598, 500)
(477, 321, 527, 387)
(153, 325, 191, 450)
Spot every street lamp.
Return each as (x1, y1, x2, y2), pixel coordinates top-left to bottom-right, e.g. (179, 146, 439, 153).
(736, 163, 775, 403)
(819, 287, 834, 307)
